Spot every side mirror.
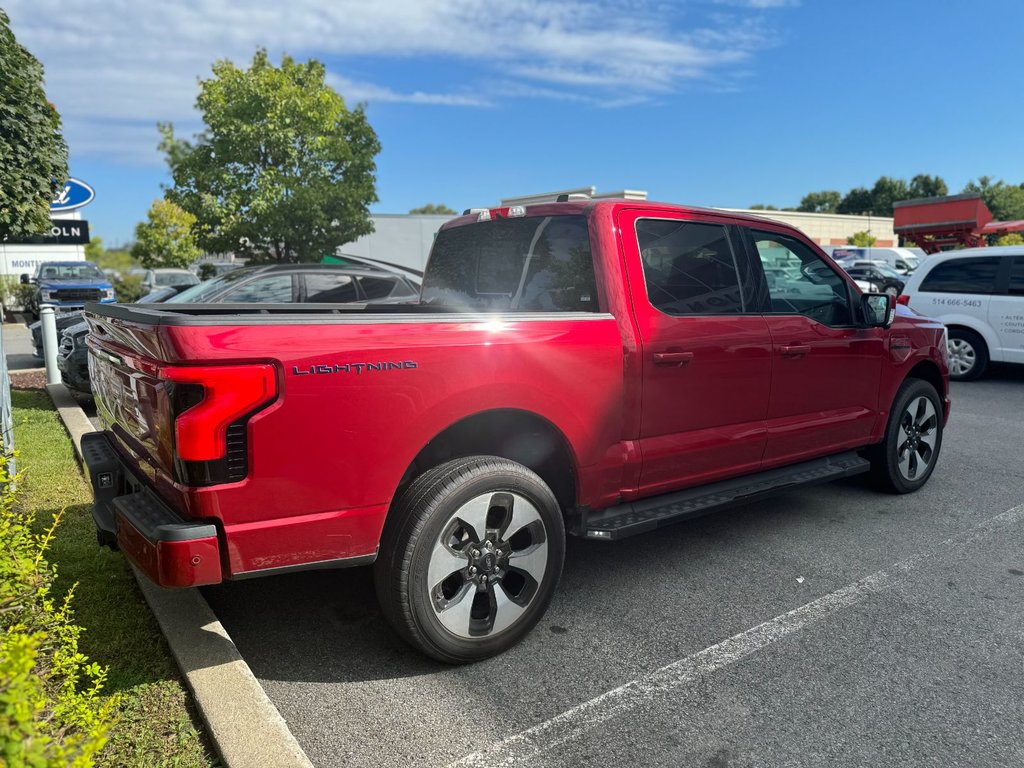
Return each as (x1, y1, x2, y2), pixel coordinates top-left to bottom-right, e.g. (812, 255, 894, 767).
(862, 293, 895, 328)
(19, 274, 29, 285)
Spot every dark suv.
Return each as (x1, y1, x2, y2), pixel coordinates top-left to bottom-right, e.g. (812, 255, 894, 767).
(842, 263, 907, 297)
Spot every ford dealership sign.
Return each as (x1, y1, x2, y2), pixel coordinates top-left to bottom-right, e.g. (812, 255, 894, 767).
(50, 178, 95, 211)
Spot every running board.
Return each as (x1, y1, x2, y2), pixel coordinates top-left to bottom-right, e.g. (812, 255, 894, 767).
(580, 452, 870, 541)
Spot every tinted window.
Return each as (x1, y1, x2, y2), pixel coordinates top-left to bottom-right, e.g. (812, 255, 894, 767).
(422, 215, 597, 312)
(920, 257, 1000, 294)
(357, 276, 400, 300)
(1010, 258, 1024, 296)
(155, 272, 199, 287)
(38, 263, 105, 281)
(221, 275, 293, 303)
(635, 219, 742, 315)
(305, 273, 358, 303)
(753, 231, 852, 326)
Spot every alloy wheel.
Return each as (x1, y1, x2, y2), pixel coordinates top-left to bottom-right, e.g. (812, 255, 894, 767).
(947, 338, 976, 378)
(897, 395, 938, 481)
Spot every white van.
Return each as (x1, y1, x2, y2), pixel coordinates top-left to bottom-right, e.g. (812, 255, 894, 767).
(825, 246, 921, 274)
(900, 246, 1024, 380)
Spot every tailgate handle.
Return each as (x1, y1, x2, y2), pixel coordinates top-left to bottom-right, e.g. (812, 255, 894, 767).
(653, 351, 694, 367)
(780, 344, 811, 357)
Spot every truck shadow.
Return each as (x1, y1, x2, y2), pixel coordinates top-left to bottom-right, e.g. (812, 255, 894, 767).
(201, 471, 928, 686)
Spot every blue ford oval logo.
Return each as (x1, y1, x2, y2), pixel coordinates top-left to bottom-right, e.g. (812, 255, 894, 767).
(50, 178, 95, 211)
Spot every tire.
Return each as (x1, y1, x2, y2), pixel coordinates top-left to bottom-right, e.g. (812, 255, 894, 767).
(869, 378, 943, 494)
(947, 328, 988, 381)
(885, 285, 899, 298)
(374, 456, 565, 663)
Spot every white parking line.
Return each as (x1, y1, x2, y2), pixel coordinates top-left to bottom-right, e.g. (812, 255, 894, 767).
(449, 503, 1024, 768)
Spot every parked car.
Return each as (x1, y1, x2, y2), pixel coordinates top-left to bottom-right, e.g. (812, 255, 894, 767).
(163, 263, 420, 305)
(20, 261, 116, 319)
(840, 262, 907, 297)
(140, 268, 201, 293)
(82, 200, 949, 662)
(827, 247, 921, 274)
(899, 245, 1024, 380)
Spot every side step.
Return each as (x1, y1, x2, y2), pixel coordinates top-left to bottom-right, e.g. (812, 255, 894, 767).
(580, 452, 870, 541)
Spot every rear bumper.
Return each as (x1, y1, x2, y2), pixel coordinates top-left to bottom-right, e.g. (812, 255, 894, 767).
(82, 432, 222, 587)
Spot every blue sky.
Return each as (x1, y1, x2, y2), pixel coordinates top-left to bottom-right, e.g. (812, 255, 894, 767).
(7, 0, 1023, 246)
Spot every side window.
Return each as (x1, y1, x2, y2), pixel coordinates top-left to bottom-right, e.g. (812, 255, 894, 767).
(305, 273, 358, 303)
(635, 219, 743, 316)
(752, 230, 852, 326)
(919, 257, 1000, 295)
(1009, 258, 1024, 296)
(222, 274, 293, 303)
(356, 276, 400, 301)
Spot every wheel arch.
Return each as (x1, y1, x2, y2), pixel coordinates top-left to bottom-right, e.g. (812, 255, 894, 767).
(904, 358, 946, 399)
(395, 409, 580, 515)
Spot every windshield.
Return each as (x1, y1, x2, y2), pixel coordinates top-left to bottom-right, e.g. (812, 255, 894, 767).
(155, 272, 200, 287)
(38, 263, 105, 281)
(165, 268, 256, 302)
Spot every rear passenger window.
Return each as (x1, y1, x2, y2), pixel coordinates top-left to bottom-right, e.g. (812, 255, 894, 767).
(305, 274, 358, 303)
(635, 219, 743, 315)
(920, 257, 1000, 294)
(1009, 258, 1024, 296)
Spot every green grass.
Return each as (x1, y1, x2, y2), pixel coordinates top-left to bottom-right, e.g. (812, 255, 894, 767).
(12, 389, 218, 768)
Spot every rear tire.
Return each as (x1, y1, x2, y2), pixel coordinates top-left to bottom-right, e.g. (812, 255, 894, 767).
(947, 328, 988, 381)
(374, 456, 565, 664)
(869, 378, 943, 494)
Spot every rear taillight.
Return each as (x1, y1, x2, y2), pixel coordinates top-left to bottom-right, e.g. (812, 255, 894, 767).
(162, 364, 277, 462)
(897, 294, 910, 306)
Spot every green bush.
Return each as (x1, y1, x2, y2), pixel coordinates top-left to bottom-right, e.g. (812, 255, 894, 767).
(0, 452, 117, 765)
(0, 278, 36, 315)
(112, 275, 145, 304)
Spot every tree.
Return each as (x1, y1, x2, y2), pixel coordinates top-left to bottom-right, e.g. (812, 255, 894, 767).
(0, 11, 69, 240)
(160, 49, 380, 263)
(907, 174, 948, 199)
(84, 236, 104, 262)
(994, 233, 1024, 246)
(410, 203, 457, 215)
(748, 204, 778, 211)
(837, 187, 873, 215)
(847, 231, 877, 247)
(131, 199, 202, 268)
(867, 176, 910, 217)
(797, 190, 841, 214)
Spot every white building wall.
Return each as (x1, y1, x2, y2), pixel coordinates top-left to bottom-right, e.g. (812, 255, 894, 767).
(0, 210, 86, 279)
(716, 208, 897, 247)
(340, 214, 453, 272)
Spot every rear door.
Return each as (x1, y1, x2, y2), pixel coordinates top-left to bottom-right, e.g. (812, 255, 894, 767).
(744, 228, 884, 466)
(988, 256, 1024, 364)
(618, 209, 772, 496)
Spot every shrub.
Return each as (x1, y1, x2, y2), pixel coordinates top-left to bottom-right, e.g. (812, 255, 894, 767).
(112, 275, 145, 303)
(0, 452, 117, 765)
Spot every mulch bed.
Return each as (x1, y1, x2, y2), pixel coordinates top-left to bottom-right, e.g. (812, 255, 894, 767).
(9, 370, 48, 390)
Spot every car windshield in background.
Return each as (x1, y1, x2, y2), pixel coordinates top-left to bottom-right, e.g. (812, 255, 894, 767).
(156, 272, 200, 286)
(39, 264, 105, 281)
(166, 268, 257, 302)
(421, 215, 597, 312)
(874, 265, 903, 278)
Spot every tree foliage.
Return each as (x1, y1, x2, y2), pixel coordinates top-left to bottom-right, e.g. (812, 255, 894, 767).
(908, 174, 948, 199)
(846, 231, 877, 246)
(994, 233, 1024, 246)
(131, 199, 201, 269)
(0, 10, 69, 240)
(963, 177, 1024, 222)
(410, 203, 457, 215)
(836, 187, 873, 215)
(798, 190, 841, 213)
(160, 49, 380, 263)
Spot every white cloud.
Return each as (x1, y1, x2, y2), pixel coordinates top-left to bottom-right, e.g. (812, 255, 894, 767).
(5, 0, 788, 165)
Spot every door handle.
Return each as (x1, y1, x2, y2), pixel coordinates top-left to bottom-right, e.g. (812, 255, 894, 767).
(653, 351, 694, 366)
(780, 344, 811, 357)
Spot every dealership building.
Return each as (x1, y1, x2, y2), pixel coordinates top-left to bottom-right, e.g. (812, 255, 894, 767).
(0, 178, 92, 279)
(342, 187, 898, 272)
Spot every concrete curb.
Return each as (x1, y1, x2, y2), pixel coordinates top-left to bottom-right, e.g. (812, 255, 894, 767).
(44, 382, 314, 768)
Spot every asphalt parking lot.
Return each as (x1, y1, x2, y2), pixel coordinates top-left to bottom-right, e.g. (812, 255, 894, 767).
(201, 369, 1021, 767)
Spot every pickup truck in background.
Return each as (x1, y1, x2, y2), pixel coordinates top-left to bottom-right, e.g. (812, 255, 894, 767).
(82, 200, 950, 662)
(22, 260, 116, 320)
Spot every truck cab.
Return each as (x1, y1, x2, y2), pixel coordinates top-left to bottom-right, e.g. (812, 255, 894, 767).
(22, 260, 116, 319)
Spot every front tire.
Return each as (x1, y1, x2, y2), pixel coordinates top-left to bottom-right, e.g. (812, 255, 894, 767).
(375, 456, 565, 663)
(869, 378, 943, 494)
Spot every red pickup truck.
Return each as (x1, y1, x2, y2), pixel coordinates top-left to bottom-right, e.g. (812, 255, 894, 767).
(83, 200, 950, 662)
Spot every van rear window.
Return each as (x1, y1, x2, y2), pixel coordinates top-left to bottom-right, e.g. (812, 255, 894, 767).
(920, 257, 1001, 295)
(421, 215, 598, 312)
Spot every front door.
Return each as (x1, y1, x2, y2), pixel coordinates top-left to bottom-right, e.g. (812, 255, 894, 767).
(619, 210, 773, 497)
(746, 228, 884, 466)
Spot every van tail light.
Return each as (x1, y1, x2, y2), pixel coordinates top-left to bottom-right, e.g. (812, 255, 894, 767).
(162, 364, 277, 462)
(896, 294, 910, 306)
